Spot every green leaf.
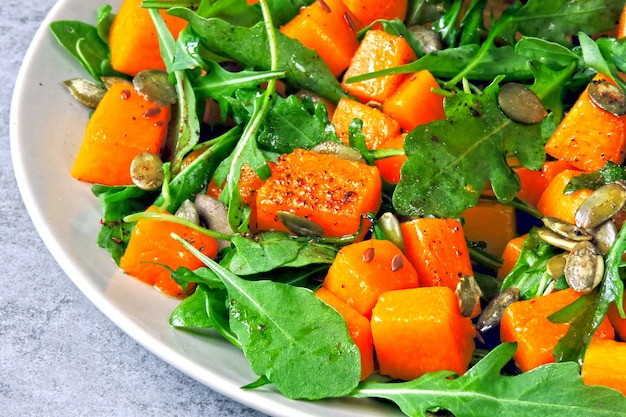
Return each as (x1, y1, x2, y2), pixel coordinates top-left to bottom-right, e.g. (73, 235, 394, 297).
(565, 162, 626, 194)
(192, 60, 284, 120)
(351, 342, 626, 417)
(50, 20, 122, 82)
(223, 232, 337, 275)
(257, 95, 339, 154)
(500, 228, 565, 300)
(511, 0, 624, 45)
(168, 7, 347, 103)
(172, 235, 361, 400)
(579, 33, 626, 94)
(392, 81, 545, 218)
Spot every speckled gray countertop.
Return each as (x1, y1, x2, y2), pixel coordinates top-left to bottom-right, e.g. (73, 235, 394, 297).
(1, 2, 268, 416)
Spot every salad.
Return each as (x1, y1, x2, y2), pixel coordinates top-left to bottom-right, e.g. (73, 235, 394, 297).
(50, 0, 626, 416)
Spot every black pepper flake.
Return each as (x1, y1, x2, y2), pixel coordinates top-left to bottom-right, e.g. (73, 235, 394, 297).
(363, 247, 375, 262)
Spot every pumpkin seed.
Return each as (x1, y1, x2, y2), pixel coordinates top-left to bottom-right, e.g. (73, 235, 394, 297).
(377, 212, 405, 252)
(407, 24, 442, 54)
(133, 69, 177, 106)
(130, 152, 164, 191)
(311, 141, 365, 163)
(497, 82, 547, 124)
(575, 181, 626, 229)
(62, 78, 106, 108)
(588, 79, 626, 117)
(455, 275, 482, 318)
(194, 194, 233, 251)
(589, 219, 618, 255)
(100, 76, 132, 90)
(546, 253, 568, 280)
(564, 241, 604, 293)
(541, 216, 592, 241)
(175, 199, 200, 225)
(536, 228, 578, 251)
(277, 211, 325, 238)
(476, 287, 520, 333)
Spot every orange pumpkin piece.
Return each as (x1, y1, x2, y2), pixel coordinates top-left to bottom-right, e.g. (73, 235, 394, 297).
(331, 97, 401, 149)
(375, 133, 407, 184)
(255, 148, 382, 238)
(400, 218, 474, 290)
(544, 74, 626, 172)
(461, 199, 516, 257)
(582, 339, 626, 395)
(497, 234, 528, 280)
(315, 287, 374, 380)
(536, 169, 593, 224)
(109, 0, 188, 76)
(71, 82, 170, 186)
(205, 163, 269, 233)
(371, 286, 476, 380)
(279, 0, 363, 77)
(500, 288, 615, 372)
(341, 29, 416, 104)
(382, 70, 446, 132)
(322, 239, 419, 319)
(507, 157, 549, 207)
(541, 159, 579, 184)
(342, 0, 408, 26)
(119, 206, 219, 297)
(618, 4, 626, 39)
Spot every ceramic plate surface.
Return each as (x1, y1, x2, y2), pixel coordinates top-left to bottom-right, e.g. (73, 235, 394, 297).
(10, 1, 401, 416)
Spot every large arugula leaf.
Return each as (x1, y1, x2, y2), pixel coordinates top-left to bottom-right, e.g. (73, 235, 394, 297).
(392, 81, 545, 218)
(257, 95, 339, 154)
(351, 342, 626, 417)
(508, 0, 623, 45)
(173, 235, 361, 400)
(168, 7, 347, 103)
(222, 231, 337, 276)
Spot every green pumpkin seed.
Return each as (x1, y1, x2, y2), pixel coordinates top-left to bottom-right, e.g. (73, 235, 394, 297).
(588, 79, 626, 117)
(133, 70, 177, 106)
(497, 82, 547, 124)
(130, 152, 164, 191)
(62, 78, 106, 108)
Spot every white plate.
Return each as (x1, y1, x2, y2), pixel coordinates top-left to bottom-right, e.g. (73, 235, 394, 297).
(9, 1, 400, 416)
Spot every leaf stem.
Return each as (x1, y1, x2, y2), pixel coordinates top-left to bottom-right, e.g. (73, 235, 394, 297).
(124, 210, 234, 241)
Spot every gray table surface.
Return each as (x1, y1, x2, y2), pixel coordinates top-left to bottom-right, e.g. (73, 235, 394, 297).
(1, 1, 269, 416)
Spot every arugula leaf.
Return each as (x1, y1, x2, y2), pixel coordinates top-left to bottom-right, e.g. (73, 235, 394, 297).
(500, 228, 568, 300)
(405, 0, 454, 26)
(511, 0, 623, 45)
(169, 268, 240, 347)
(150, 9, 202, 173)
(579, 33, 626, 94)
(392, 81, 545, 218)
(257, 95, 339, 154)
(172, 235, 361, 400)
(168, 7, 347, 103)
(222, 231, 337, 275)
(564, 162, 626, 194)
(351, 342, 626, 417)
(50, 20, 123, 83)
(191, 60, 284, 120)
